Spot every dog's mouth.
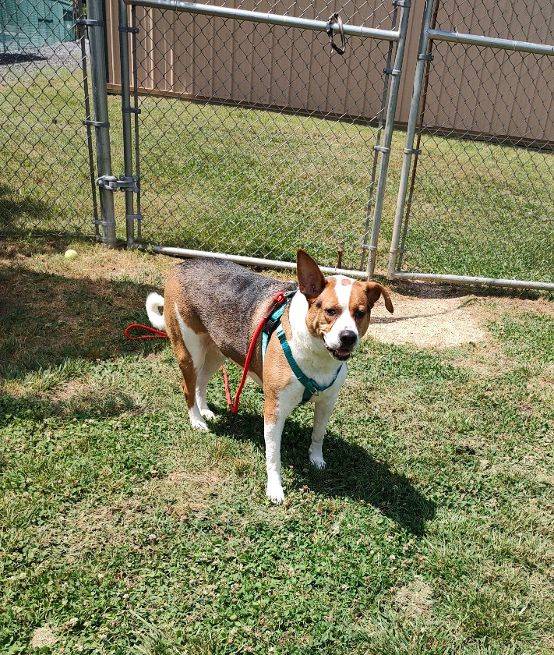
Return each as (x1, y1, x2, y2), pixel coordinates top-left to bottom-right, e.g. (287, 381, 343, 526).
(326, 346, 353, 361)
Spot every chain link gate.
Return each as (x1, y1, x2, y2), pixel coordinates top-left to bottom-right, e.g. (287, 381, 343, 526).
(388, 0, 554, 291)
(113, 0, 411, 277)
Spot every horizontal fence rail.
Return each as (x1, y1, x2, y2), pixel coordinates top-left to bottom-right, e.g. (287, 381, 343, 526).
(125, 0, 401, 41)
(427, 28, 554, 56)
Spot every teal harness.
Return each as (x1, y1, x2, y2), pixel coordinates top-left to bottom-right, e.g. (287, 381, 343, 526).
(262, 293, 343, 403)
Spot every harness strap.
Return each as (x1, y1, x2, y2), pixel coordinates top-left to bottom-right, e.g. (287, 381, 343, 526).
(275, 325, 343, 403)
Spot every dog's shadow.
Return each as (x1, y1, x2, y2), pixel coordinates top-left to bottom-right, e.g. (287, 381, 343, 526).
(212, 409, 435, 536)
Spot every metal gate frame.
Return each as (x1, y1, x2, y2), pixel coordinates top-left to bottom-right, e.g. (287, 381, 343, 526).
(114, 0, 412, 279)
(387, 0, 554, 292)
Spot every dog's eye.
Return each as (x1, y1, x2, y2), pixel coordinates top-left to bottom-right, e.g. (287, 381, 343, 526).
(325, 308, 337, 317)
(354, 309, 366, 320)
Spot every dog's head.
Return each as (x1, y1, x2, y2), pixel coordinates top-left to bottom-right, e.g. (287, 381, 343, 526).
(296, 249, 394, 361)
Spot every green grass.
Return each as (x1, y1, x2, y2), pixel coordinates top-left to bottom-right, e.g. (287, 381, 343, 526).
(1, 239, 553, 654)
(0, 68, 552, 280)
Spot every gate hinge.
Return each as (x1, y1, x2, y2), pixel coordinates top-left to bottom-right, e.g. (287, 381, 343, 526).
(393, 0, 410, 7)
(128, 212, 142, 223)
(97, 175, 138, 193)
(418, 52, 434, 61)
(404, 147, 421, 155)
(374, 145, 390, 154)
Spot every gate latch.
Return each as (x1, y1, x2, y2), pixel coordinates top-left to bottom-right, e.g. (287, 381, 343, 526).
(97, 175, 138, 193)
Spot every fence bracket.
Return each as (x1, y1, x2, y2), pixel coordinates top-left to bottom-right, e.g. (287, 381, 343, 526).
(97, 175, 139, 193)
(76, 18, 103, 27)
(84, 119, 110, 128)
(393, 0, 411, 7)
(123, 106, 141, 114)
(417, 52, 434, 61)
(119, 25, 140, 33)
(404, 147, 421, 155)
(374, 145, 391, 154)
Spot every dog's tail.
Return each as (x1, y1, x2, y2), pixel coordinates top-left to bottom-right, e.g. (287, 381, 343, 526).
(146, 292, 166, 331)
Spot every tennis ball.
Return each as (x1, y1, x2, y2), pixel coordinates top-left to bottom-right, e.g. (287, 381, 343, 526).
(64, 249, 78, 260)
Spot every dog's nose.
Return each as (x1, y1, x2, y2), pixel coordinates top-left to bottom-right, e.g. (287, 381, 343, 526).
(339, 330, 357, 348)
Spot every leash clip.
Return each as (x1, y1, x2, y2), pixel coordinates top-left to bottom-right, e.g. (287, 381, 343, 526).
(326, 13, 346, 56)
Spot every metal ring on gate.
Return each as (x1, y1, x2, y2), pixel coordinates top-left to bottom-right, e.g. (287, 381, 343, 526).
(326, 13, 346, 55)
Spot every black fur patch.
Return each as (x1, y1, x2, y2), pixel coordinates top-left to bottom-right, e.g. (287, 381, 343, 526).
(174, 258, 297, 364)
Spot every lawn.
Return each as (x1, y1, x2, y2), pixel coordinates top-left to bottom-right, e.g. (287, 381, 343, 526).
(0, 67, 552, 280)
(1, 237, 553, 654)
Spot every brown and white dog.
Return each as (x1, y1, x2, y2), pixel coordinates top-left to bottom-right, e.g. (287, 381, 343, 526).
(146, 250, 393, 503)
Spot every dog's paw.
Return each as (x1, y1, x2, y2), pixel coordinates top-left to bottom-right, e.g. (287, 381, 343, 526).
(309, 455, 326, 470)
(190, 417, 209, 431)
(200, 408, 216, 421)
(266, 481, 285, 504)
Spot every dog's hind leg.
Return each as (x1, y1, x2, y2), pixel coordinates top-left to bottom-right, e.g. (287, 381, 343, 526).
(195, 343, 224, 421)
(165, 303, 212, 431)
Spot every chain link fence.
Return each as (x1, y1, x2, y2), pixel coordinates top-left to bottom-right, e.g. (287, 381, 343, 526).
(0, 0, 100, 240)
(389, 0, 553, 288)
(1, 0, 552, 289)
(111, 0, 405, 273)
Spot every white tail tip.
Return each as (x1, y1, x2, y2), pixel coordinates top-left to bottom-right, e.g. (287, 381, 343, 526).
(146, 292, 166, 331)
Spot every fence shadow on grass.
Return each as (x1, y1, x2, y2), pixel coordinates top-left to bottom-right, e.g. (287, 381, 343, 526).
(0, 183, 52, 234)
(212, 409, 435, 536)
(0, 265, 164, 380)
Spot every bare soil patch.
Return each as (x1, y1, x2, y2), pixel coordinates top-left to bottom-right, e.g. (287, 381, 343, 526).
(30, 625, 57, 648)
(393, 578, 433, 617)
(369, 294, 486, 348)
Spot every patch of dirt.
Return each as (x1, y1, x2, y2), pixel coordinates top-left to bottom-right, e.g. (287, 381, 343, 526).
(43, 499, 148, 559)
(154, 469, 226, 516)
(368, 286, 552, 351)
(50, 379, 90, 402)
(448, 340, 514, 377)
(368, 294, 486, 348)
(30, 625, 57, 648)
(393, 578, 433, 617)
(527, 363, 554, 404)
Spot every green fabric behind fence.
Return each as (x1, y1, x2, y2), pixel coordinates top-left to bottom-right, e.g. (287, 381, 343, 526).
(0, 0, 75, 51)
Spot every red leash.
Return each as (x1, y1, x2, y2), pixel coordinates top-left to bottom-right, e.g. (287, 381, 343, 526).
(124, 322, 168, 340)
(225, 290, 286, 413)
(124, 291, 288, 415)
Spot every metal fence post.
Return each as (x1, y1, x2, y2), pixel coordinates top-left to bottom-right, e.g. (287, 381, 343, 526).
(87, 0, 117, 247)
(365, 0, 411, 278)
(387, 0, 438, 278)
(118, 0, 138, 247)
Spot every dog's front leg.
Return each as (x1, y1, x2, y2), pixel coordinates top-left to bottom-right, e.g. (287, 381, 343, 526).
(263, 386, 299, 504)
(309, 388, 340, 469)
(263, 415, 286, 504)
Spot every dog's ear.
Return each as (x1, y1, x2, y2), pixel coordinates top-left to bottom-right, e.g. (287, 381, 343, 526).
(366, 281, 394, 313)
(296, 249, 326, 299)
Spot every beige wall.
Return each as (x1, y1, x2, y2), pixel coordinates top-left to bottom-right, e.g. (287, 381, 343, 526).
(106, 0, 553, 142)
